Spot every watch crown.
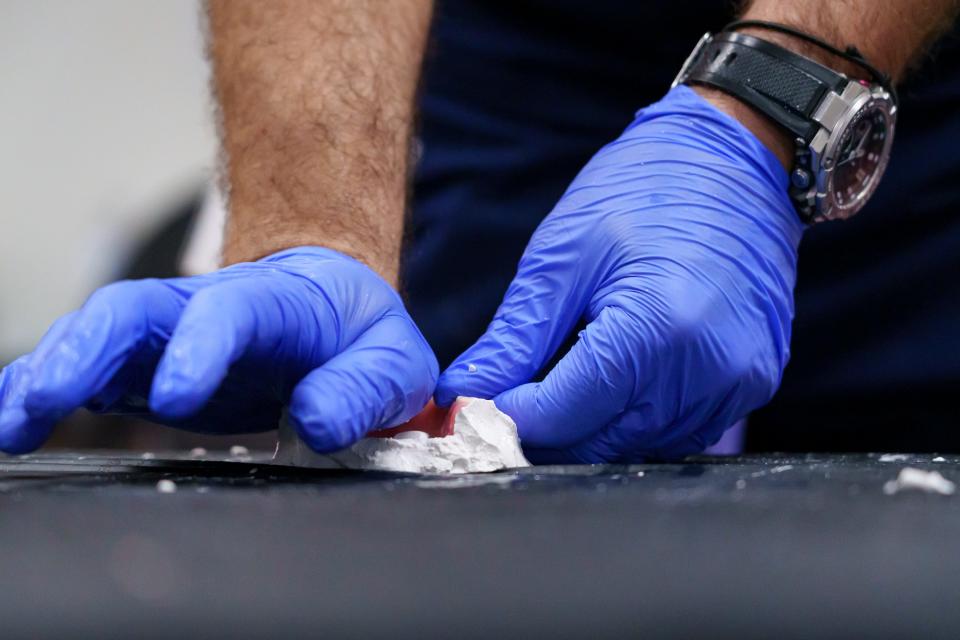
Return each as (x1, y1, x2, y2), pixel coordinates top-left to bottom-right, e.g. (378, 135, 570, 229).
(790, 168, 812, 189)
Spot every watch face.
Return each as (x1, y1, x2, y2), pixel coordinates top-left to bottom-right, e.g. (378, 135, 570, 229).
(830, 103, 892, 211)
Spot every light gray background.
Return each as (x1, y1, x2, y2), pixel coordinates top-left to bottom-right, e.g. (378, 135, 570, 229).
(0, 0, 215, 361)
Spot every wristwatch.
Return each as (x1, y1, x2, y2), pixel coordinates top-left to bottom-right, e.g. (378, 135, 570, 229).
(673, 29, 897, 223)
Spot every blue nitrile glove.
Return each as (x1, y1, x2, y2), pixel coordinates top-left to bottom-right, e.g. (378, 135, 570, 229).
(0, 247, 437, 454)
(435, 86, 804, 463)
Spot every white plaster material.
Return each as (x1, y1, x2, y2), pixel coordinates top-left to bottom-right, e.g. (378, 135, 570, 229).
(933, 456, 947, 463)
(229, 445, 250, 458)
(275, 398, 530, 474)
(883, 467, 956, 496)
(189, 447, 208, 458)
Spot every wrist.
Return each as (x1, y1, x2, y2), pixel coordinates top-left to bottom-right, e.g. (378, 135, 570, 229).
(689, 19, 876, 172)
(690, 85, 794, 170)
(637, 87, 803, 239)
(734, 26, 867, 80)
(257, 244, 401, 287)
(225, 232, 400, 288)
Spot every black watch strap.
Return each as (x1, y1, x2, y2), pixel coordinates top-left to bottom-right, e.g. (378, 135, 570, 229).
(678, 31, 849, 142)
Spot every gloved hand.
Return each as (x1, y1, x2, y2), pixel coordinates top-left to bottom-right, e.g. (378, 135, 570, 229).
(436, 85, 804, 463)
(0, 247, 437, 454)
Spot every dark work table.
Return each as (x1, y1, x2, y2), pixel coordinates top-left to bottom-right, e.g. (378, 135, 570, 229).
(1, 452, 959, 639)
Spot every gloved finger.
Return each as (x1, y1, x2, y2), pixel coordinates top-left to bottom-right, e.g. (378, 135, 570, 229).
(147, 280, 265, 419)
(435, 231, 587, 406)
(1, 310, 76, 410)
(23, 280, 185, 420)
(148, 274, 347, 418)
(0, 313, 85, 453)
(493, 306, 636, 449)
(288, 314, 438, 453)
(0, 357, 57, 454)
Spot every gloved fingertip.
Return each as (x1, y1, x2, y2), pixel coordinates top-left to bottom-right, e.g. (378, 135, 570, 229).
(148, 344, 227, 419)
(0, 408, 52, 455)
(147, 376, 206, 420)
(286, 312, 438, 453)
(23, 342, 110, 419)
(287, 395, 355, 454)
(434, 368, 466, 407)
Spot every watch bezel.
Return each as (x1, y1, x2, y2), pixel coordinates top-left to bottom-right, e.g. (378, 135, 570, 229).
(805, 83, 897, 223)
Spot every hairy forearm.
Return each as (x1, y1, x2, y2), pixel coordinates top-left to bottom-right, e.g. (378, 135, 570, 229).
(698, 0, 960, 167)
(741, 0, 960, 81)
(208, 0, 433, 285)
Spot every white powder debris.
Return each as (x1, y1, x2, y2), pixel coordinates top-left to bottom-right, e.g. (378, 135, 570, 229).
(748, 464, 793, 479)
(229, 445, 250, 457)
(878, 453, 910, 462)
(189, 447, 208, 458)
(735, 479, 747, 490)
(275, 398, 530, 474)
(883, 467, 955, 496)
(467, 364, 478, 373)
(933, 456, 947, 462)
(140, 452, 156, 460)
(155, 479, 177, 494)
